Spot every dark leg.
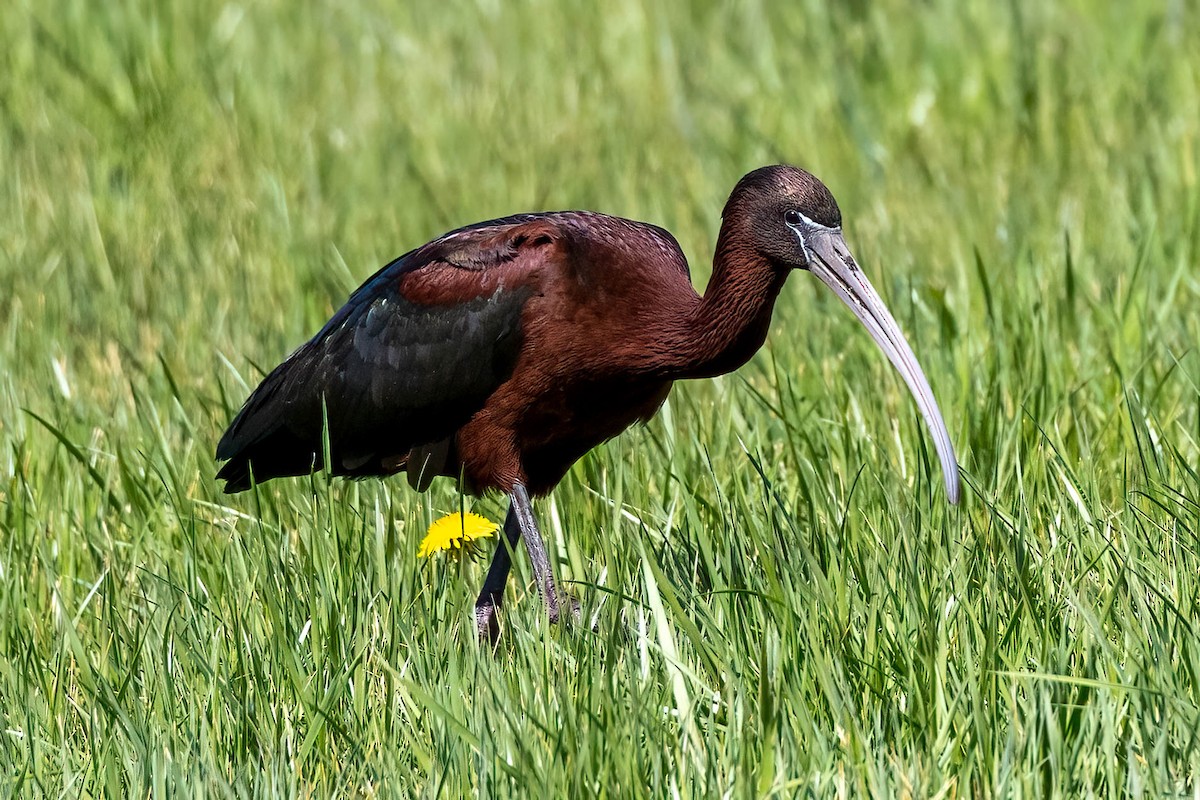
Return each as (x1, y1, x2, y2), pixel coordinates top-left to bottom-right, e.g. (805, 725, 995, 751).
(474, 503, 520, 642)
(473, 483, 577, 641)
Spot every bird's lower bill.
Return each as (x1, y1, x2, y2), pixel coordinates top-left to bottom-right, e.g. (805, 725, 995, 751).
(806, 231, 962, 505)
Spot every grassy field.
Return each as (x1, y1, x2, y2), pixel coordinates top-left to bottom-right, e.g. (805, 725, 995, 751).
(2, 0, 1199, 796)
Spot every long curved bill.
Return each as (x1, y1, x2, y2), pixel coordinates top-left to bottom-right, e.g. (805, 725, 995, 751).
(806, 229, 961, 504)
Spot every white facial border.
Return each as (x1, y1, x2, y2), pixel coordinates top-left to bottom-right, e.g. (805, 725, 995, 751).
(784, 210, 842, 265)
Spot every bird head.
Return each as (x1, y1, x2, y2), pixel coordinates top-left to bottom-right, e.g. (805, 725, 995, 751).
(729, 164, 962, 504)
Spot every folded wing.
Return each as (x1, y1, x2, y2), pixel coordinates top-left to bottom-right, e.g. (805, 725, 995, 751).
(215, 214, 558, 492)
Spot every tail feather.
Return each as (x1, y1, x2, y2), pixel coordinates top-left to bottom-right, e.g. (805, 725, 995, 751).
(215, 427, 324, 492)
(215, 359, 325, 492)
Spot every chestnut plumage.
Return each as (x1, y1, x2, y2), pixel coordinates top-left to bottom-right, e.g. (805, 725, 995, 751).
(217, 165, 961, 639)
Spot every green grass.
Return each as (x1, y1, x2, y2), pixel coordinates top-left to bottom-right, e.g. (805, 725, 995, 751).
(2, 0, 1199, 796)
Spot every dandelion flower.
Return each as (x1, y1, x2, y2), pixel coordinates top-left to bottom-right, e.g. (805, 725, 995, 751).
(418, 512, 498, 558)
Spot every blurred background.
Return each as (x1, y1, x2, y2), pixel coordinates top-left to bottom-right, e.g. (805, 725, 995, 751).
(1, 1, 1198, 796)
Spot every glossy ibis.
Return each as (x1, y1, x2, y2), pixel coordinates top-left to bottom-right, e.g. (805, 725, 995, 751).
(216, 165, 961, 640)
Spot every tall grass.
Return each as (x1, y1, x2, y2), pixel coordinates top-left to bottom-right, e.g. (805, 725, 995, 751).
(1, 0, 1198, 796)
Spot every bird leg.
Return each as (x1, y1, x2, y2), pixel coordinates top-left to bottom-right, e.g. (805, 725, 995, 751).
(474, 503, 520, 643)
(473, 483, 575, 642)
(510, 483, 566, 624)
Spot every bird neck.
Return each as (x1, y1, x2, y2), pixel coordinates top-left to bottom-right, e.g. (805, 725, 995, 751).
(672, 224, 787, 379)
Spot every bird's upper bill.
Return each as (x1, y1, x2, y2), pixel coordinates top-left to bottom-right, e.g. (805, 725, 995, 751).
(792, 218, 962, 505)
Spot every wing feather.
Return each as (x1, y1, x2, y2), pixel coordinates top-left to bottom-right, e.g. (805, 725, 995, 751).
(215, 215, 552, 491)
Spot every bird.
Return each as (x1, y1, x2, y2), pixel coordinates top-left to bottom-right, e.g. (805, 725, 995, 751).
(216, 164, 961, 641)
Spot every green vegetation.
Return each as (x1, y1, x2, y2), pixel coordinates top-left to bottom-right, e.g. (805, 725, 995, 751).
(2, 1, 1198, 796)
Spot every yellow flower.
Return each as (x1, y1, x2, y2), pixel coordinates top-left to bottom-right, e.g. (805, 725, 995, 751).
(418, 512, 498, 558)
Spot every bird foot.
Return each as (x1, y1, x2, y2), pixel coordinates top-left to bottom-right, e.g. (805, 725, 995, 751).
(474, 593, 582, 645)
(547, 594, 581, 627)
(475, 599, 503, 646)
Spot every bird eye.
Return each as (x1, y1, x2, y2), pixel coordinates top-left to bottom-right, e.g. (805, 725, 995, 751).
(784, 209, 802, 226)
